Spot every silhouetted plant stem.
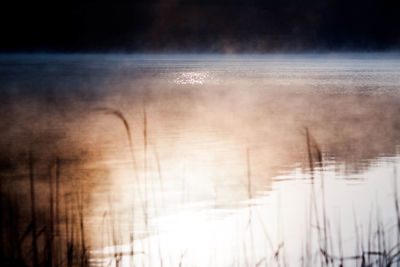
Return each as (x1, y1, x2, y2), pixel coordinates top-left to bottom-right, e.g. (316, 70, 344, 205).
(47, 163, 54, 267)
(29, 150, 39, 267)
(143, 105, 148, 227)
(55, 157, 60, 237)
(320, 164, 329, 266)
(393, 167, 400, 254)
(305, 127, 324, 266)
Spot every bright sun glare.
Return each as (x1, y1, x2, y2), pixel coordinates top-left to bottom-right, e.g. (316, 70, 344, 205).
(174, 72, 210, 85)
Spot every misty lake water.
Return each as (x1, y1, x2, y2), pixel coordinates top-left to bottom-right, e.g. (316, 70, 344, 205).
(1, 53, 400, 266)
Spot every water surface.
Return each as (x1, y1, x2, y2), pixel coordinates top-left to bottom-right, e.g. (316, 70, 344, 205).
(1, 53, 400, 266)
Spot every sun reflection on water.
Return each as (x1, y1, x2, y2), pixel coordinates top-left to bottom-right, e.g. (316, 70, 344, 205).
(173, 72, 210, 85)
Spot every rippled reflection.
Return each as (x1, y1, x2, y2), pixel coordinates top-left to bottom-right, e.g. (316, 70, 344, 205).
(173, 71, 210, 85)
(1, 53, 400, 266)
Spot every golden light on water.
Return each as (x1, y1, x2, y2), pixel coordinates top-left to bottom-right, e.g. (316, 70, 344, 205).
(3, 55, 400, 267)
(173, 72, 210, 85)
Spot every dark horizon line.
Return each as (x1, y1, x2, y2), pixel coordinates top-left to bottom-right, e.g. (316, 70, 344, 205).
(1, 46, 400, 55)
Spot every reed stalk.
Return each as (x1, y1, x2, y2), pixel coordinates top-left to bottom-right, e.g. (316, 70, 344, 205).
(29, 150, 39, 267)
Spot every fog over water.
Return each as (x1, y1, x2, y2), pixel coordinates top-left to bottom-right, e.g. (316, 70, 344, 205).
(1, 53, 400, 266)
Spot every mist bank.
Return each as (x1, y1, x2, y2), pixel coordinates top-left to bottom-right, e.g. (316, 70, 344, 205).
(1, 0, 400, 53)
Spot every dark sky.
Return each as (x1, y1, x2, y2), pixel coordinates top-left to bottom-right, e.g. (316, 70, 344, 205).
(1, 0, 400, 52)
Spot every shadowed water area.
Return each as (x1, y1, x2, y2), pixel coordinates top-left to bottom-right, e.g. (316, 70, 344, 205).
(1, 53, 400, 266)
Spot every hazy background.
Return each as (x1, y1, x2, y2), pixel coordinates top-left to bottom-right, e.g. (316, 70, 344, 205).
(1, 0, 400, 53)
